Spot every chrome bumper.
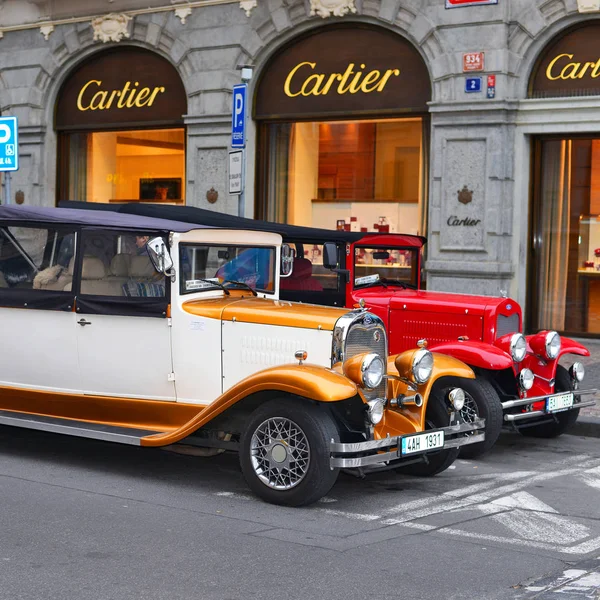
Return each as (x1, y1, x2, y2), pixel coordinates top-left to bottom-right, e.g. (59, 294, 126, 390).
(329, 417, 485, 469)
(502, 389, 597, 422)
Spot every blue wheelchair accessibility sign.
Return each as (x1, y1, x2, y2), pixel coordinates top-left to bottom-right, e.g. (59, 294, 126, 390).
(0, 117, 18, 172)
(231, 84, 247, 148)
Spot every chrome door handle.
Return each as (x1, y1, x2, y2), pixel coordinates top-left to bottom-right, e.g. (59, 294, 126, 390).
(77, 319, 92, 326)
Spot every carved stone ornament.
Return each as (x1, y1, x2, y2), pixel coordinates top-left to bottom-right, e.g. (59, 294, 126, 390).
(206, 187, 218, 204)
(91, 13, 132, 43)
(39, 24, 54, 41)
(174, 6, 192, 24)
(309, 0, 357, 18)
(457, 185, 473, 205)
(15, 190, 24, 205)
(577, 0, 600, 12)
(239, 1, 257, 16)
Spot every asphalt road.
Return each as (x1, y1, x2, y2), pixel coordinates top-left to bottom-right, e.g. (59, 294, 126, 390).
(1, 426, 600, 600)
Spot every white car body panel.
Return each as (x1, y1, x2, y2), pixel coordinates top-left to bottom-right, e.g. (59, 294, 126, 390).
(221, 321, 333, 392)
(0, 308, 80, 393)
(75, 313, 176, 401)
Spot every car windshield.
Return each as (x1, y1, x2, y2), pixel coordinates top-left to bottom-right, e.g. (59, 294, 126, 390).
(180, 244, 276, 295)
(354, 246, 419, 289)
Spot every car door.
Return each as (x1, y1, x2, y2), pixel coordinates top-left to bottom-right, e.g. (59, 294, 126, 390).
(0, 224, 80, 393)
(73, 229, 175, 401)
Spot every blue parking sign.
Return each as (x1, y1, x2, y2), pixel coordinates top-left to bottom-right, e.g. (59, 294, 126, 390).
(465, 77, 482, 93)
(231, 84, 247, 148)
(0, 116, 18, 171)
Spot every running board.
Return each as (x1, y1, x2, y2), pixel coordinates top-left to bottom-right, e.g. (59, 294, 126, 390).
(0, 411, 160, 445)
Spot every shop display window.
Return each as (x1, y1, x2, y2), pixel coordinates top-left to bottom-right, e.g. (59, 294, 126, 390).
(258, 117, 426, 235)
(58, 128, 185, 204)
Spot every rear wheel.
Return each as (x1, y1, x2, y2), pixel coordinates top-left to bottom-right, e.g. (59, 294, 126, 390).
(452, 376, 504, 459)
(521, 365, 580, 438)
(239, 399, 339, 506)
(395, 388, 459, 477)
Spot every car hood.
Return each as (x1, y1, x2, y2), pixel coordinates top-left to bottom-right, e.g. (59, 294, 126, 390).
(182, 294, 345, 331)
(356, 287, 514, 316)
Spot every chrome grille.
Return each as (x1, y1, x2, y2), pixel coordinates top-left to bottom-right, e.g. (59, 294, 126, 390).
(332, 311, 388, 401)
(497, 314, 519, 338)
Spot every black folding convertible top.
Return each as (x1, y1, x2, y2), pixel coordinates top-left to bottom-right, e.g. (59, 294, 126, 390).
(58, 201, 427, 246)
(0, 205, 197, 234)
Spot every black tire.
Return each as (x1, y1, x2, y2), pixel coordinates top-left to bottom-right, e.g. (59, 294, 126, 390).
(239, 399, 339, 506)
(394, 389, 459, 476)
(521, 365, 580, 438)
(452, 376, 504, 459)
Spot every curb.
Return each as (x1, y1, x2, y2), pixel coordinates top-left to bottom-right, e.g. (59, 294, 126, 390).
(568, 415, 600, 439)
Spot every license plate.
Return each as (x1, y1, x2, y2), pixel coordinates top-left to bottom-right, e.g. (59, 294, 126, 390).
(546, 393, 574, 413)
(400, 431, 445, 456)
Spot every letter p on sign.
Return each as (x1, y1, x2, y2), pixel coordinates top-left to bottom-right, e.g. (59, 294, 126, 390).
(0, 116, 18, 172)
(231, 83, 247, 148)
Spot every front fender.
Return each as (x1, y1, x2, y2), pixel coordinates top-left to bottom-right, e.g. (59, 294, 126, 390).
(428, 340, 513, 370)
(556, 337, 589, 360)
(387, 352, 475, 431)
(140, 364, 358, 447)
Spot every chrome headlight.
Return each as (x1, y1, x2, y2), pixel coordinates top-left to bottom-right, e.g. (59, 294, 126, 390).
(448, 388, 465, 411)
(570, 362, 585, 382)
(510, 333, 527, 363)
(545, 331, 561, 359)
(367, 399, 384, 425)
(412, 349, 433, 384)
(361, 353, 384, 389)
(518, 368, 534, 391)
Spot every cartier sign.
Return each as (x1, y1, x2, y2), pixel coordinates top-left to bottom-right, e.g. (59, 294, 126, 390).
(56, 47, 187, 129)
(255, 25, 431, 119)
(529, 23, 600, 98)
(284, 62, 400, 97)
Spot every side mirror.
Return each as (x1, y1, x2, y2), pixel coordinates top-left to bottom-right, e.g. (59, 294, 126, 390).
(146, 237, 175, 280)
(323, 242, 338, 270)
(280, 244, 295, 278)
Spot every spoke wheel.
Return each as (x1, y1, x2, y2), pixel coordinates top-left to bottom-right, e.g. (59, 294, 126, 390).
(445, 375, 503, 459)
(459, 392, 479, 424)
(240, 399, 339, 506)
(250, 417, 311, 490)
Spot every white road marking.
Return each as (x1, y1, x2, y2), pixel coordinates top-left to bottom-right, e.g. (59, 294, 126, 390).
(580, 465, 600, 490)
(210, 455, 600, 556)
(489, 491, 559, 514)
(437, 529, 600, 555)
(491, 509, 589, 544)
(522, 567, 600, 596)
(319, 509, 380, 521)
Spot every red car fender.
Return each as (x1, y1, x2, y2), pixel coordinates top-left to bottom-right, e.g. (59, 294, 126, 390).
(524, 334, 590, 360)
(427, 340, 513, 370)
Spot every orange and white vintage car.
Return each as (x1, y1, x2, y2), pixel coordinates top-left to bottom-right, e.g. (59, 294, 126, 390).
(0, 206, 484, 505)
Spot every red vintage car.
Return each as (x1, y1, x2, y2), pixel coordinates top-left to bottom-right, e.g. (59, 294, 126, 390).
(60, 202, 596, 457)
(278, 232, 595, 456)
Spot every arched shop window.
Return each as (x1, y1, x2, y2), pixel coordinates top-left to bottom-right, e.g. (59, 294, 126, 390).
(55, 47, 187, 205)
(254, 25, 431, 235)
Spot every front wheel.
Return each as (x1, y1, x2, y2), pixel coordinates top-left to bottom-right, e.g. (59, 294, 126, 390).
(239, 399, 339, 506)
(521, 365, 580, 438)
(452, 376, 504, 459)
(394, 388, 460, 477)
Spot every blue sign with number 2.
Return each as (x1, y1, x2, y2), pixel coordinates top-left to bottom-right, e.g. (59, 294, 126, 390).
(465, 77, 482, 93)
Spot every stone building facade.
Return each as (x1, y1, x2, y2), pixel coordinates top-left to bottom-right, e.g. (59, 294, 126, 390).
(1, 0, 600, 334)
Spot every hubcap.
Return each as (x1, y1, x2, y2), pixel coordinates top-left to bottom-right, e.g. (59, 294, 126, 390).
(459, 392, 479, 423)
(250, 417, 310, 490)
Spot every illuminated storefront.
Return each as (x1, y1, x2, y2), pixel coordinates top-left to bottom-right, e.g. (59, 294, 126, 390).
(55, 47, 187, 205)
(528, 22, 600, 335)
(253, 25, 431, 236)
